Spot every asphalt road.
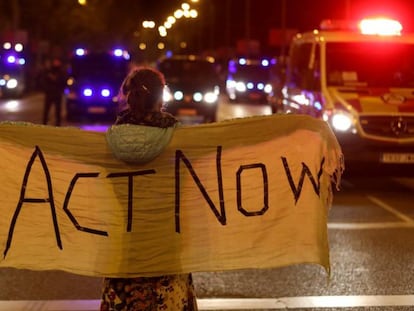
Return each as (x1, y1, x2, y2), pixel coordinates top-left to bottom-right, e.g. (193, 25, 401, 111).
(1, 93, 414, 310)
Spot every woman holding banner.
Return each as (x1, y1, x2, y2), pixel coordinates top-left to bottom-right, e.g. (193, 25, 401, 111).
(101, 67, 198, 311)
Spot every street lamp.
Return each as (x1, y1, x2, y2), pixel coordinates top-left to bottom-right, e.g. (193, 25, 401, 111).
(142, 20, 155, 29)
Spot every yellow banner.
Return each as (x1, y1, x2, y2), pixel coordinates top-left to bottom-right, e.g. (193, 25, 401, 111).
(0, 114, 343, 277)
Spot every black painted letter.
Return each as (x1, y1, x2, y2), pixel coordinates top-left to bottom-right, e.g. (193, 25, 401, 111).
(236, 163, 269, 216)
(4, 146, 62, 258)
(63, 173, 108, 236)
(281, 157, 325, 204)
(107, 170, 156, 232)
(175, 146, 226, 233)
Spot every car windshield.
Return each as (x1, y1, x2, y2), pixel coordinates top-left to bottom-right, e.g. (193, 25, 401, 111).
(69, 54, 128, 80)
(232, 64, 272, 81)
(159, 59, 218, 82)
(326, 42, 414, 88)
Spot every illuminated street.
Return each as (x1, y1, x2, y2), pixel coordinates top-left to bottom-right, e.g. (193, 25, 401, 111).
(1, 1, 414, 309)
(0, 94, 414, 310)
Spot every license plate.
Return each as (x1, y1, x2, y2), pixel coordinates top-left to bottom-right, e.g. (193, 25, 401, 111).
(248, 93, 262, 100)
(381, 153, 414, 163)
(88, 107, 106, 114)
(177, 115, 204, 125)
(178, 109, 197, 116)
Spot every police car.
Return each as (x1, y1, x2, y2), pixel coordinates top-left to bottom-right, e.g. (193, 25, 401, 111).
(0, 41, 26, 98)
(64, 48, 130, 121)
(226, 57, 275, 104)
(282, 18, 414, 173)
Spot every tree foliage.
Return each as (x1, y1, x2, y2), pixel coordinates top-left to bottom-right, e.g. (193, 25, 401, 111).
(0, 0, 153, 52)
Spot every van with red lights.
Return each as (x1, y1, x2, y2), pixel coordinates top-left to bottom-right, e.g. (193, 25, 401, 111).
(282, 18, 414, 173)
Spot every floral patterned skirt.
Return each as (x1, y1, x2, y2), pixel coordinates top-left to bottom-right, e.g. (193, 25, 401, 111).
(100, 273, 198, 311)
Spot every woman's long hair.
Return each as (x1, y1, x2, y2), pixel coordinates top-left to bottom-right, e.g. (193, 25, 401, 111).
(120, 67, 165, 118)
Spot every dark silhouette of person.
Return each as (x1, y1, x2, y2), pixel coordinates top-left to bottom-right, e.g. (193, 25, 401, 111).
(41, 58, 67, 126)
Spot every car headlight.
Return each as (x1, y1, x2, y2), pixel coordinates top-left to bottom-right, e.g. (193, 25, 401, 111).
(226, 79, 236, 89)
(235, 81, 246, 92)
(193, 92, 203, 102)
(330, 111, 353, 132)
(264, 83, 272, 93)
(204, 91, 218, 104)
(174, 91, 184, 101)
(6, 79, 18, 89)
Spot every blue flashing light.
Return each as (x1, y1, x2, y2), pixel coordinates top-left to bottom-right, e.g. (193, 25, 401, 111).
(261, 59, 269, 67)
(228, 60, 237, 73)
(239, 58, 247, 65)
(113, 48, 123, 57)
(83, 88, 93, 97)
(314, 101, 322, 110)
(7, 55, 16, 63)
(111, 48, 130, 60)
(75, 48, 86, 56)
(101, 88, 111, 97)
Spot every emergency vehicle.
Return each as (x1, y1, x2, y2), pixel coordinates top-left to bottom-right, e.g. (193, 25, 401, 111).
(0, 41, 26, 98)
(157, 54, 221, 123)
(64, 47, 130, 121)
(226, 57, 275, 104)
(282, 18, 414, 172)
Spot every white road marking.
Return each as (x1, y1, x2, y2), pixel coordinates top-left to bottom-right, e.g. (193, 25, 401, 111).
(328, 221, 414, 229)
(367, 195, 414, 224)
(2, 296, 414, 310)
(328, 187, 414, 230)
(198, 296, 414, 309)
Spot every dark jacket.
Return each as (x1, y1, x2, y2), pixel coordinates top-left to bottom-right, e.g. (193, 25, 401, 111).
(41, 65, 66, 97)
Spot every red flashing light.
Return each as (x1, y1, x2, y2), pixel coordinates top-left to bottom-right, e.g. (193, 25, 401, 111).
(358, 18, 402, 36)
(319, 18, 403, 36)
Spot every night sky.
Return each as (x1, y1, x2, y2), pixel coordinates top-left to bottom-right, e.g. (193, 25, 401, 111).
(137, 0, 414, 50)
(142, 0, 414, 29)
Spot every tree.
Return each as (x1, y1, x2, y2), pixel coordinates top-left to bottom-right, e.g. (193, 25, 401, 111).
(8, 0, 146, 53)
